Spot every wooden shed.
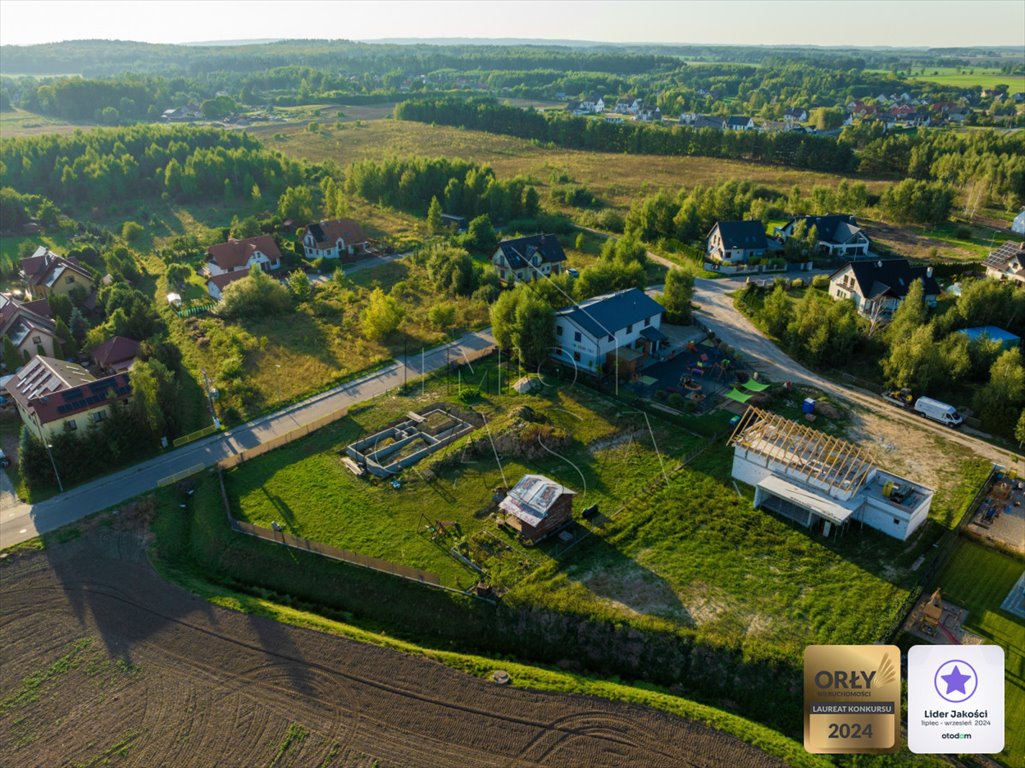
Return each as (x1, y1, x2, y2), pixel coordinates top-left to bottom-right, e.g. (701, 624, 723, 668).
(499, 474, 575, 543)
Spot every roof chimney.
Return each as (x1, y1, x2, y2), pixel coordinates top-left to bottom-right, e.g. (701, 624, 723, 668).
(926, 266, 934, 278)
(877, 260, 883, 268)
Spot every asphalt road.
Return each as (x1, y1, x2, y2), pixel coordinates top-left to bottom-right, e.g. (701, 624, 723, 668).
(0, 329, 496, 549)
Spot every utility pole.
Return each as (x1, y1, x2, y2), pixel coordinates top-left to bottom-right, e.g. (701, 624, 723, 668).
(33, 411, 63, 493)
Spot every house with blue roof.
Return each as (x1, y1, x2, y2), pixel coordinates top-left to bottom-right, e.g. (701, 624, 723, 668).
(552, 288, 667, 377)
(492, 234, 567, 284)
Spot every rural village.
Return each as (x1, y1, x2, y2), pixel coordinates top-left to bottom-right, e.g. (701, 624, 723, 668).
(0, 22, 1024, 768)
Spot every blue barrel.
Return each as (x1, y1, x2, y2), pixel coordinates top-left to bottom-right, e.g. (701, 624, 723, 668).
(802, 398, 816, 415)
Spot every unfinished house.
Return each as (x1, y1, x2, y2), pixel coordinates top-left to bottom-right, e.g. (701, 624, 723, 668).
(345, 408, 475, 477)
(499, 474, 575, 543)
(729, 407, 932, 540)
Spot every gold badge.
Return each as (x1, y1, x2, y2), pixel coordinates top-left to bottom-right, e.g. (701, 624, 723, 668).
(804, 645, 901, 754)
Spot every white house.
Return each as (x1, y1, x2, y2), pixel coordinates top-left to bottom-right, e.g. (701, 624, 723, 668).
(205, 235, 282, 277)
(783, 106, 808, 122)
(706, 220, 769, 264)
(492, 234, 567, 284)
(301, 218, 369, 261)
(729, 407, 933, 541)
(206, 268, 250, 300)
(776, 214, 870, 257)
(725, 115, 755, 131)
(983, 241, 1025, 284)
(552, 288, 667, 377)
(828, 259, 940, 320)
(1012, 210, 1025, 235)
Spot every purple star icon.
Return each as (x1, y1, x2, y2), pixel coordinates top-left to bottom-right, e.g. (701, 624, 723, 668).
(934, 659, 978, 703)
(941, 665, 972, 695)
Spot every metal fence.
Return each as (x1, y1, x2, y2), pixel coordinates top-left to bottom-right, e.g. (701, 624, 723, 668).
(882, 463, 999, 642)
(173, 424, 219, 448)
(217, 407, 349, 469)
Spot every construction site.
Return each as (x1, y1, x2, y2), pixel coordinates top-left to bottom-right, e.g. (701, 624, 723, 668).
(729, 406, 934, 540)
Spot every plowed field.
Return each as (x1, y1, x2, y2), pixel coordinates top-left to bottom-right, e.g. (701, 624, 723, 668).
(0, 524, 785, 767)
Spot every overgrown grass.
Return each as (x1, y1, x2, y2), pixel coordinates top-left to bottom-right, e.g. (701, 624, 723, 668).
(936, 540, 1025, 767)
(227, 355, 703, 586)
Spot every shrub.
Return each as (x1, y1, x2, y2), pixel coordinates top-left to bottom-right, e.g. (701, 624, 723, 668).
(653, 389, 668, 402)
(790, 278, 805, 289)
(811, 274, 830, 290)
(667, 392, 685, 409)
(121, 220, 144, 242)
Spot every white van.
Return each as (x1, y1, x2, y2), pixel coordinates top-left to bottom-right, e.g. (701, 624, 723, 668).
(913, 396, 963, 427)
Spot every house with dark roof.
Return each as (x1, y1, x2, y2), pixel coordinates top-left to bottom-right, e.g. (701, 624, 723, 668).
(784, 107, 808, 122)
(206, 268, 251, 300)
(725, 115, 755, 131)
(828, 259, 940, 320)
(301, 218, 369, 261)
(19, 247, 93, 301)
(680, 113, 725, 131)
(90, 336, 141, 373)
(205, 235, 281, 277)
(983, 241, 1025, 285)
(492, 234, 567, 284)
(706, 221, 769, 264)
(552, 288, 667, 376)
(777, 214, 870, 258)
(3, 355, 131, 440)
(1, 293, 59, 367)
(499, 474, 575, 542)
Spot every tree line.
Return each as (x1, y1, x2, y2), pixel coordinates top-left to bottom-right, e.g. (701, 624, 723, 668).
(0, 125, 307, 208)
(344, 156, 540, 224)
(395, 97, 858, 172)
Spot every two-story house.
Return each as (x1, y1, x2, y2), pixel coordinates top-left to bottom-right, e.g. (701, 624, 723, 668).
(1, 293, 60, 367)
(828, 259, 940, 320)
(706, 221, 769, 264)
(19, 247, 93, 301)
(492, 234, 567, 284)
(725, 115, 755, 131)
(552, 288, 667, 377)
(776, 214, 871, 258)
(983, 241, 1025, 284)
(4, 355, 131, 440)
(205, 235, 282, 277)
(301, 219, 369, 261)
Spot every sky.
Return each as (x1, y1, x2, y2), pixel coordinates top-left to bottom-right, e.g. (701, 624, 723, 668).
(0, 0, 1023, 48)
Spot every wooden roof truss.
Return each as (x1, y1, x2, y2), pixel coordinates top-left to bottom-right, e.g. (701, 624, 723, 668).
(728, 406, 872, 496)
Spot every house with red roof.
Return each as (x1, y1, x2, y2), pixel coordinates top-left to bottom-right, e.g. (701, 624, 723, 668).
(206, 268, 251, 300)
(301, 218, 369, 261)
(3, 355, 131, 440)
(19, 246, 93, 301)
(205, 235, 282, 277)
(90, 336, 141, 373)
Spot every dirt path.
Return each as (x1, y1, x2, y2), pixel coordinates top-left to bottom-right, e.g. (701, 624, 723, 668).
(0, 524, 786, 768)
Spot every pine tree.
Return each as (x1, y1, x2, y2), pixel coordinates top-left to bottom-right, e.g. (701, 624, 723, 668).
(427, 195, 444, 234)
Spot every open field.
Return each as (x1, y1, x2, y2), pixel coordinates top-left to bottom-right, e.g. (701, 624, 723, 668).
(907, 67, 1025, 93)
(251, 118, 892, 214)
(935, 540, 1025, 766)
(227, 355, 705, 587)
(863, 217, 1021, 261)
(0, 513, 791, 768)
(0, 107, 92, 137)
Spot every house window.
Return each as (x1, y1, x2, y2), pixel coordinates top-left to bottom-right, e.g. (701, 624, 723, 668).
(626, 324, 633, 334)
(556, 325, 563, 337)
(64, 419, 77, 432)
(32, 336, 41, 344)
(573, 331, 582, 343)
(644, 317, 651, 327)
(573, 351, 581, 361)
(67, 276, 75, 282)
(90, 411, 107, 424)
(892, 517, 900, 525)
(607, 334, 614, 342)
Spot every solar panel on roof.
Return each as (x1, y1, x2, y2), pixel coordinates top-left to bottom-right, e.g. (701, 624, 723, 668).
(64, 388, 83, 399)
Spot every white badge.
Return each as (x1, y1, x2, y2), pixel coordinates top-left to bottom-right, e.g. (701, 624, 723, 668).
(908, 644, 1005, 754)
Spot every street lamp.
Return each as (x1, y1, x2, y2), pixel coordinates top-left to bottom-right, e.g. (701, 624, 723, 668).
(32, 409, 64, 493)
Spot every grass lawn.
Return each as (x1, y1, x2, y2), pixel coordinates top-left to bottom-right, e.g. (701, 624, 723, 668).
(0, 108, 94, 137)
(227, 354, 704, 587)
(862, 216, 1021, 262)
(936, 540, 1025, 767)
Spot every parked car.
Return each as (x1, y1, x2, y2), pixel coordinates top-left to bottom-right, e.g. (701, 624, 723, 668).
(913, 396, 963, 428)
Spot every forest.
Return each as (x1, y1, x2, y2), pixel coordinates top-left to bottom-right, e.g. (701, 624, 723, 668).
(395, 97, 858, 172)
